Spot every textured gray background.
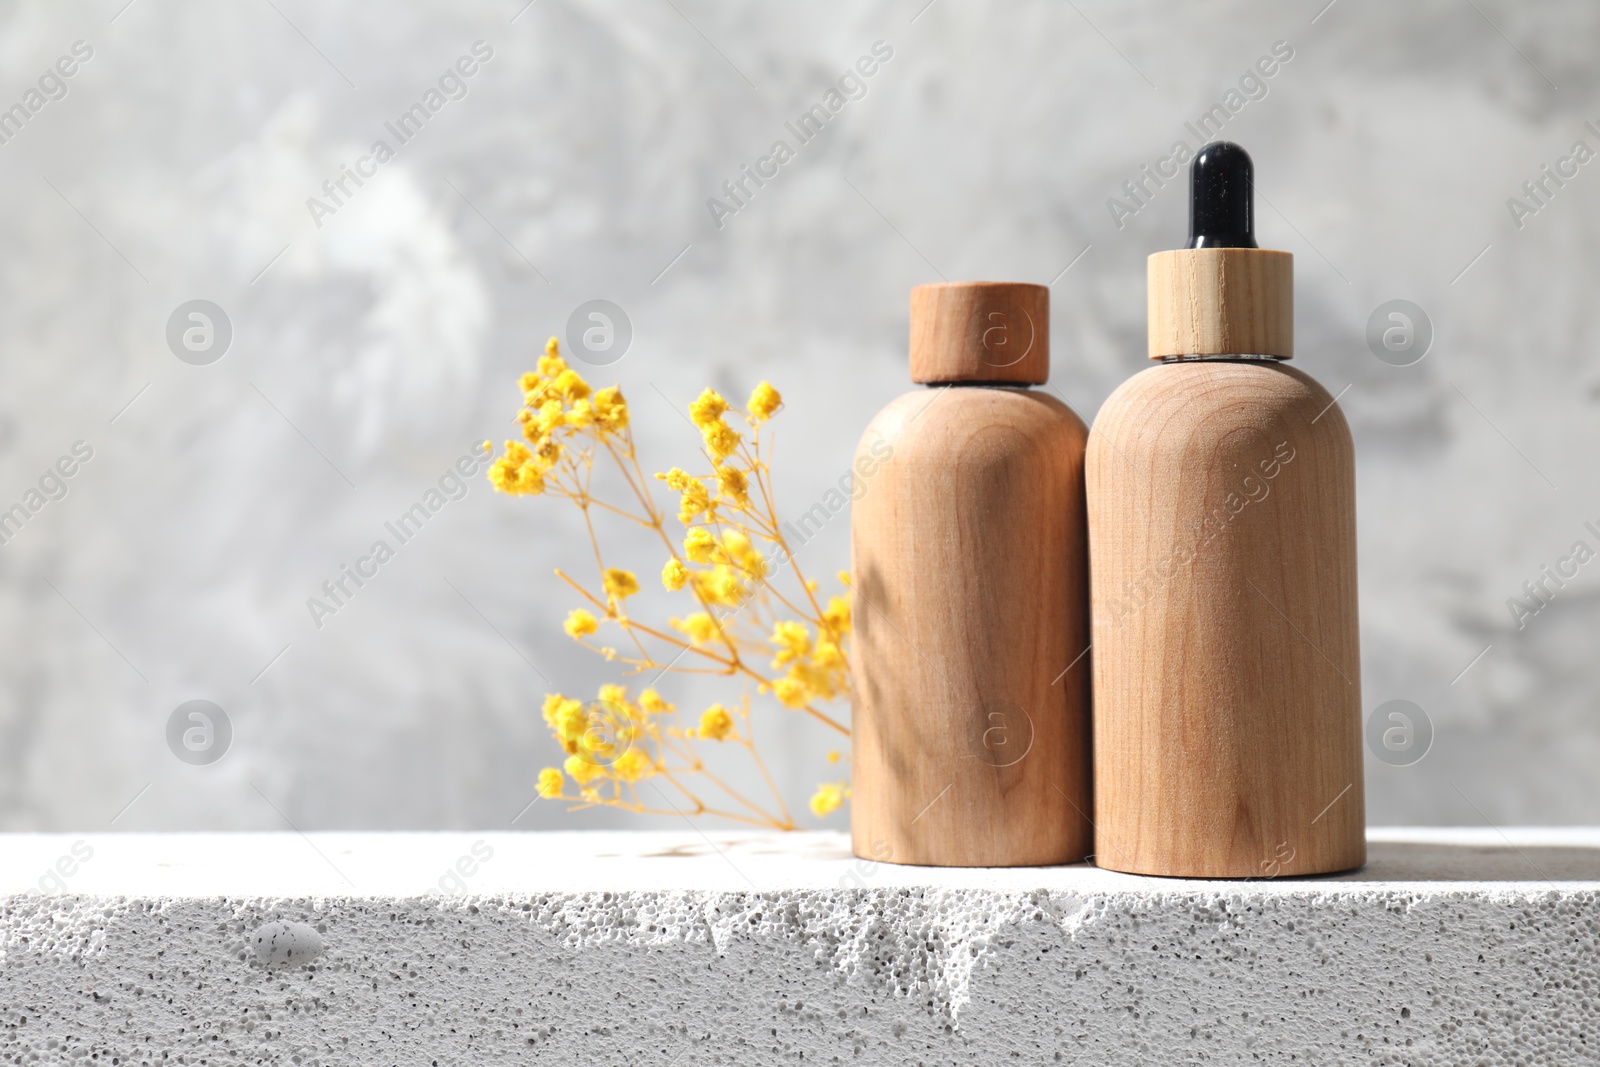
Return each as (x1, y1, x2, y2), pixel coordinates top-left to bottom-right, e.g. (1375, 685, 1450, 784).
(0, 0, 1593, 832)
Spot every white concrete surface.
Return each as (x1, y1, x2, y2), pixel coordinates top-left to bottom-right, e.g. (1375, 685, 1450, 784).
(3, 829, 1598, 1064)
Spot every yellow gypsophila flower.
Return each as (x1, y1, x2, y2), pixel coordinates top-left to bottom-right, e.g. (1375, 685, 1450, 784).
(551, 368, 590, 402)
(697, 704, 734, 741)
(702, 421, 741, 461)
(812, 639, 846, 672)
(564, 609, 599, 638)
(688, 388, 728, 428)
(603, 568, 639, 601)
(529, 340, 568, 395)
(639, 688, 674, 715)
(694, 566, 745, 609)
(822, 595, 851, 636)
(678, 480, 711, 523)
(747, 381, 782, 424)
(783, 659, 841, 703)
(671, 612, 720, 645)
(488, 441, 545, 496)
(536, 398, 566, 436)
(611, 746, 651, 783)
(566, 398, 595, 429)
(657, 468, 713, 524)
(537, 767, 563, 798)
(769, 621, 811, 667)
(722, 530, 765, 576)
(683, 528, 717, 563)
(537, 354, 566, 381)
(661, 558, 689, 591)
(590, 386, 628, 433)
(577, 720, 616, 762)
(773, 676, 808, 708)
(564, 753, 603, 785)
(596, 683, 632, 713)
(544, 695, 588, 747)
(809, 781, 847, 817)
(716, 465, 750, 508)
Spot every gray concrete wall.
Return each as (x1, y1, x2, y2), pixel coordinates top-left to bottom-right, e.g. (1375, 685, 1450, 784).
(0, 0, 1593, 831)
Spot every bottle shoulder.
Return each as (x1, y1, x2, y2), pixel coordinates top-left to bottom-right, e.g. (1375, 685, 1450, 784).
(860, 386, 1088, 459)
(1090, 360, 1350, 460)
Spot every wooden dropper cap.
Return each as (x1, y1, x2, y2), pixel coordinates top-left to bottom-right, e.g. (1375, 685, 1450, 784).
(910, 281, 1049, 384)
(1147, 141, 1293, 360)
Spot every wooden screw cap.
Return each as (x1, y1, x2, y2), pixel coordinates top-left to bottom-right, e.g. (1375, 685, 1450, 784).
(909, 282, 1049, 384)
(1147, 248, 1293, 360)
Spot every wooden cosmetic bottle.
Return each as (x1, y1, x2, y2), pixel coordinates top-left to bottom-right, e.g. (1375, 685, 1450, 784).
(850, 281, 1093, 867)
(1087, 142, 1364, 878)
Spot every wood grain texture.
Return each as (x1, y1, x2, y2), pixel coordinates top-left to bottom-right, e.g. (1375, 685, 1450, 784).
(1147, 249, 1293, 360)
(1086, 361, 1364, 878)
(909, 282, 1049, 385)
(850, 386, 1092, 867)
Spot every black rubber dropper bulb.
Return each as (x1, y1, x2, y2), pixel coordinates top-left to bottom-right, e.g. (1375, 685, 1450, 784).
(1187, 141, 1257, 249)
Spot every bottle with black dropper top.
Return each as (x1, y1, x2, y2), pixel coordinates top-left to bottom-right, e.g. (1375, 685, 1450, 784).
(1086, 141, 1365, 878)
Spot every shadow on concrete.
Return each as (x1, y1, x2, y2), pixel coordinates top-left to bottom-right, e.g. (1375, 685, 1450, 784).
(1327, 839, 1600, 882)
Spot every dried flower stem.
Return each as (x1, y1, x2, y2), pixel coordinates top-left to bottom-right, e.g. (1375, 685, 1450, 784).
(489, 340, 854, 828)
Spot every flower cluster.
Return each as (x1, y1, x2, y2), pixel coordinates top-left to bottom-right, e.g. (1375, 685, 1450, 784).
(534, 685, 675, 801)
(487, 339, 853, 828)
(488, 338, 629, 499)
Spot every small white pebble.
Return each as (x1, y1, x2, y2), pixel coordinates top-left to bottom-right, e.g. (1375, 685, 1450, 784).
(251, 921, 323, 968)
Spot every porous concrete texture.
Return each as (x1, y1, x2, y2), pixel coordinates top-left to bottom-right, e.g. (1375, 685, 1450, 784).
(3, 829, 1598, 1064)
